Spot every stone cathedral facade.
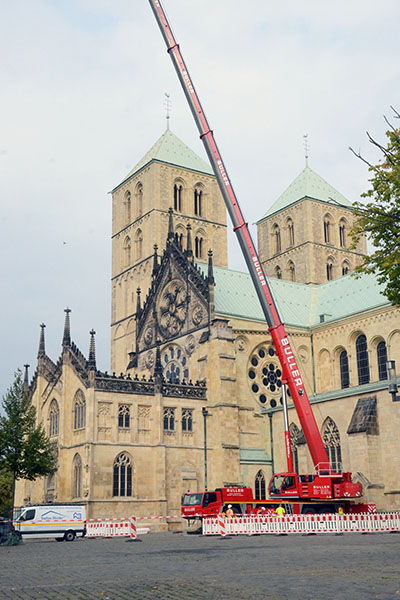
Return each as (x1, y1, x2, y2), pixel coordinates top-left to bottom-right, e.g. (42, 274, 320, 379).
(16, 127, 400, 524)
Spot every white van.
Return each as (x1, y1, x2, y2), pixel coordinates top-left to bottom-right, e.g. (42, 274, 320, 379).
(14, 505, 86, 541)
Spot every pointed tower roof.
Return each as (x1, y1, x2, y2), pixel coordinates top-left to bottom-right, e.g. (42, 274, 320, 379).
(113, 128, 214, 191)
(257, 165, 353, 222)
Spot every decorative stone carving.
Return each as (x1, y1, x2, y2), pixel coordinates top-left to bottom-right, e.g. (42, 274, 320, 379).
(145, 350, 154, 370)
(157, 278, 187, 338)
(185, 335, 196, 356)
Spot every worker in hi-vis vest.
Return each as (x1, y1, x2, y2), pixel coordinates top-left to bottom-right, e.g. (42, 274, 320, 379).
(275, 504, 285, 517)
(226, 505, 234, 518)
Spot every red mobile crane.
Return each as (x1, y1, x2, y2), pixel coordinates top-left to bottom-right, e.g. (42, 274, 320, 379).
(149, 0, 364, 506)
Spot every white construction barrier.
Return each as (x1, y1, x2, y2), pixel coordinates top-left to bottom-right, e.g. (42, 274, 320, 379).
(203, 513, 400, 537)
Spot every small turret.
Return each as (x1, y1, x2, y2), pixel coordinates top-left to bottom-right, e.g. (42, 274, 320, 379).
(167, 207, 174, 241)
(88, 329, 96, 371)
(37, 323, 46, 358)
(62, 308, 71, 348)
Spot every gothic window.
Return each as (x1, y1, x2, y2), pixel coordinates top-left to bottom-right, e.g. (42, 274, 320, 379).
(339, 219, 346, 248)
(124, 190, 131, 224)
(73, 390, 86, 430)
(326, 261, 333, 281)
(322, 418, 342, 473)
(49, 399, 59, 437)
(163, 407, 175, 431)
(195, 236, 204, 259)
(275, 266, 282, 279)
(194, 187, 203, 216)
(163, 344, 189, 382)
(377, 340, 388, 381)
(288, 260, 295, 282)
(182, 409, 193, 432)
(175, 229, 184, 249)
(123, 236, 131, 267)
(73, 454, 82, 498)
(324, 216, 331, 244)
(287, 218, 294, 247)
(255, 470, 266, 500)
(273, 224, 281, 254)
(113, 452, 132, 497)
(135, 183, 143, 217)
(339, 350, 350, 389)
(342, 261, 350, 276)
(289, 423, 300, 474)
(118, 404, 131, 429)
(174, 183, 183, 211)
(356, 334, 370, 385)
(135, 229, 143, 260)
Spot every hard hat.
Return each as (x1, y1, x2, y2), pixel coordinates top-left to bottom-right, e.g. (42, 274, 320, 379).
(261, 506, 266, 510)
(228, 504, 232, 508)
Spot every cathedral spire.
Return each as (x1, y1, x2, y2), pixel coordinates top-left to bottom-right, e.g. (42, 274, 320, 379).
(38, 323, 46, 358)
(186, 223, 193, 259)
(88, 329, 96, 370)
(23, 364, 30, 394)
(152, 244, 159, 277)
(136, 288, 142, 318)
(62, 308, 71, 348)
(167, 207, 174, 241)
(207, 249, 215, 285)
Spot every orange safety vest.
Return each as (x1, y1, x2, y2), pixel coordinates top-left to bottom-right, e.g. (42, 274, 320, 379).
(226, 508, 234, 519)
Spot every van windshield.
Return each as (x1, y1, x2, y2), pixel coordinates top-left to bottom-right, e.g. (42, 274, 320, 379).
(182, 493, 203, 506)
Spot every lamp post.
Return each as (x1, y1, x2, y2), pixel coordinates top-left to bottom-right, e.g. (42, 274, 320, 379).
(386, 360, 400, 401)
(202, 407, 209, 488)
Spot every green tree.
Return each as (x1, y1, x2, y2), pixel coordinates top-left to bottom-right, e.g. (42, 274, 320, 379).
(0, 468, 13, 517)
(349, 107, 400, 305)
(0, 370, 58, 516)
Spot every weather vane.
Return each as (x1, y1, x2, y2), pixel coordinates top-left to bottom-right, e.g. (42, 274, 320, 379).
(164, 92, 171, 129)
(303, 134, 309, 166)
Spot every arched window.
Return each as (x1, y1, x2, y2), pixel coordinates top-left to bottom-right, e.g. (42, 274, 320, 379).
(182, 409, 193, 432)
(275, 265, 282, 279)
(322, 418, 342, 473)
(174, 183, 182, 212)
(135, 183, 143, 217)
(73, 454, 82, 498)
(288, 260, 295, 282)
(195, 236, 204, 259)
(339, 219, 346, 248)
(289, 423, 300, 474)
(123, 236, 131, 267)
(73, 390, 86, 430)
(326, 260, 333, 281)
(49, 399, 59, 437)
(255, 470, 266, 500)
(113, 453, 133, 497)
(324, 216, 331, 244)
(194, 187, 203, 216)
(342, 261, 350, 276)
(377, 340, 388, 381)
(287, 218, 294, 247)
(273, 224, 281, 254)
(339, 350, 350, 389)
(356, 334, 370, 385)
(124, 191, 131, 224)
(135, 229, 143, 260)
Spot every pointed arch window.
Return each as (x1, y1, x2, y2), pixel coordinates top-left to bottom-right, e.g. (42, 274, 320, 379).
(113, 453, 133, 497)
(135, 229, 143, 261)
(73, 454, 82, 498)
(339, 350, 350, 389)
(73, 391, 86, 430)
(195, 236, 204, 259)
(255, 470, 266, 500)
(125, 191, 131, 224)
(273, 224, 281, 254)
(342, 261, 350, 276)
(136, 183, 143, 217)
(275, 265, 282, 280)
(322, 418, 342, 473)
(182, 409, 193, 432)
(288, 260, 295, 282)
(174, 183, 182, 212)
(123, 236, 131, 267)
(377, 340, 388, 381)
(49, 399, 59, 437)
(326, 261, 333, 281)
(324, 217, 331, 244)
(339, 220, 346, 248)
(287, 218, 294, 247)
(194, 187, 203, 216)
(356, 334, 370, 385)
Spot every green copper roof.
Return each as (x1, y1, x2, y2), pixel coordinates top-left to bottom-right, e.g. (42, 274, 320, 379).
(115, 128, 214, 189)
(198, 264, 390, 328)
(257, 164, 353, 222)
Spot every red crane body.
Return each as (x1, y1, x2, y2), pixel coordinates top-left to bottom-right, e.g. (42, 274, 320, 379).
(149, 0, 362, 502)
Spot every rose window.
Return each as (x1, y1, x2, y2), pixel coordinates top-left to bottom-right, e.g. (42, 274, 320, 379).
(248, 344, 285, 408)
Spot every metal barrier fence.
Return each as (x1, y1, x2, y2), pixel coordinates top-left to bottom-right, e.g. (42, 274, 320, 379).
(86, 517, 135, 538)
(203, 513, 400, 536)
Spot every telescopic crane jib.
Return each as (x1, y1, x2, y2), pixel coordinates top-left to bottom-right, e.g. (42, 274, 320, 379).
(148, 0, 363, 502)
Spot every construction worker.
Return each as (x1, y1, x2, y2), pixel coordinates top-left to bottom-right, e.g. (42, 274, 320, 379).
(226, 504, 234, 519)
(275, 504, 286, 517)
(256, 506, 266, 516)
(338, 506, 344, 516)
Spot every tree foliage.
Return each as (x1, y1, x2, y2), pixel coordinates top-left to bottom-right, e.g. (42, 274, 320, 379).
(0, 468, 13, 517)
(349, 107, 400, 305)
(0, 370, 58, 511)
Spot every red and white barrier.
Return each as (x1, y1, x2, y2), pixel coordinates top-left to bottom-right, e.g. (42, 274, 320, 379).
(129, 517, 137, 539)
(202, 513, 400, 537)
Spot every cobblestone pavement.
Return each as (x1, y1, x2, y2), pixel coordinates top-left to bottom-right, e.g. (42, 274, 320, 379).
(0, 531, 399, 599)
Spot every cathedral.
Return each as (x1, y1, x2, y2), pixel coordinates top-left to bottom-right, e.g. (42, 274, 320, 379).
(16, 126, 400, 524)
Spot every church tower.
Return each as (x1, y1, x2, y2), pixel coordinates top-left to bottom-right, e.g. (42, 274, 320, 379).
(256, 164, 367, 285)
(110, 127, 227, 372)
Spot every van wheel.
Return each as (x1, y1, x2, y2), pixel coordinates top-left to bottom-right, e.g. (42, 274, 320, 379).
(64, 531, 76, 542)
(55, 537, 64, 542)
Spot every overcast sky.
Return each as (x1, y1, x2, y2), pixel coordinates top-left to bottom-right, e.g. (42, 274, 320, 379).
(1, 0, 399, 403)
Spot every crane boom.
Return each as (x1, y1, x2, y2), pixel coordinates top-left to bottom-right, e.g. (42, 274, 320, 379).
(148, 0, 330, 469)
